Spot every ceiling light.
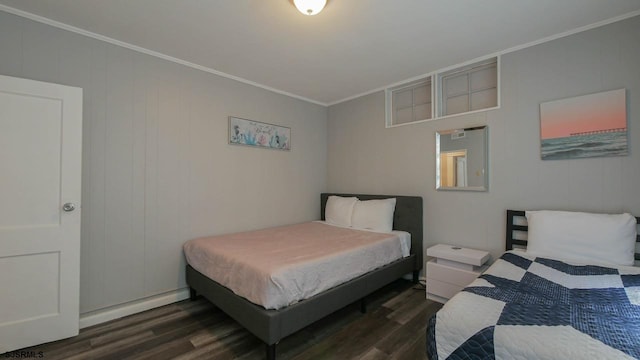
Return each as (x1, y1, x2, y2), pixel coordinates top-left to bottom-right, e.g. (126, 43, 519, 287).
(293, 0, 327, 16)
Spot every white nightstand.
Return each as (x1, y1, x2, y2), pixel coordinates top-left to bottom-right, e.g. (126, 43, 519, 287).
(426, 244, 490, 303)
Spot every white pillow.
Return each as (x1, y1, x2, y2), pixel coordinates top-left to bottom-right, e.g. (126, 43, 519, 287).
(525, 210, 637, 266)
(325, 196, 358, 227)
(351, 198, 397, 233)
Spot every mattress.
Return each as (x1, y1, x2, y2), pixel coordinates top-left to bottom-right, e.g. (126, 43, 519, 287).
(427, 250, 640, 360)
(183, 221, 410, 310)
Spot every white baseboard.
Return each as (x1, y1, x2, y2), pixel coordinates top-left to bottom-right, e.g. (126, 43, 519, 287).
(79, 274, 429, 329)
(79, 288, 191, 329)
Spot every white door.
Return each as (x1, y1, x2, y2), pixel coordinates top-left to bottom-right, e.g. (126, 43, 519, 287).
(0, 75, 82, 353)
(456, 157, 467, 187)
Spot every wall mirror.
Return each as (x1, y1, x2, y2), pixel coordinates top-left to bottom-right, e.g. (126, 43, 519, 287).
(436, 126, 488, 191)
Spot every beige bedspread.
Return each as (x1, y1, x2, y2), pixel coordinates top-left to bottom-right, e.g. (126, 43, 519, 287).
(183, 221, 407, 309)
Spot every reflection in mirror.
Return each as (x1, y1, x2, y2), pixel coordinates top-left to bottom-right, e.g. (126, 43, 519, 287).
(436, 126, 488, 191)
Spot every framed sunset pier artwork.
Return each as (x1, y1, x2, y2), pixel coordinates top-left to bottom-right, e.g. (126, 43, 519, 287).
(540, 89, 627, 160)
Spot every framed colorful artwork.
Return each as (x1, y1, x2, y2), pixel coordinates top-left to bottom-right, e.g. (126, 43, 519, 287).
(540, 89, 627, 160)
(228, 116, 290, 151)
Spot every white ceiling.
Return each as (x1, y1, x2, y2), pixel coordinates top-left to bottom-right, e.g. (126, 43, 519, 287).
(1, 0, 639, 106)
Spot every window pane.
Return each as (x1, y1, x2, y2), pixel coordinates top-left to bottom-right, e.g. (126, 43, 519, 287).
(414, 103, 431, 121)
(471, 88, 497, 111)
(470, 66, 497, 91)
(445, 95, 469, 115)
(413, 83, 431, 105)
(395, 107, 414, 124)
(393, 89, 413, 109)
(388, 76, 432, 126)
(444, 74, 468, 97)
(437, 57, 498, 118)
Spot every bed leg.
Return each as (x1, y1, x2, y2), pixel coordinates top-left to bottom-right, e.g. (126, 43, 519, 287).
(412, 270, 419, 284)
(360, 298, 367, 314)
(189, 288, 197, 301)
(266, 343, 276, 360)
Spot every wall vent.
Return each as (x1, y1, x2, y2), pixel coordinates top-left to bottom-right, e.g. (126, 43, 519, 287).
(451, 131, 465, 140)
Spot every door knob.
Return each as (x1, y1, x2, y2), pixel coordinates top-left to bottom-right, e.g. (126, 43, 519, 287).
(62, 203, 76, 212)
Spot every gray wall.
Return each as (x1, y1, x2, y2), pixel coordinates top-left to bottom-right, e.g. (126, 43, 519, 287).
(0, 11, 327, 314)
(327, 16, 640, 264)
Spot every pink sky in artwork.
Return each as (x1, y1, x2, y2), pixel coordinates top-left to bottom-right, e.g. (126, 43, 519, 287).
(540, 89, 626, 139)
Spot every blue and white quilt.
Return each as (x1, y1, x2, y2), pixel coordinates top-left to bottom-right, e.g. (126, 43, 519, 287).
(427, 251, 640, 360)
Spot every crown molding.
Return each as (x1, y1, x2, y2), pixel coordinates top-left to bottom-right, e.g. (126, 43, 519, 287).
(0, 4, 328, 107)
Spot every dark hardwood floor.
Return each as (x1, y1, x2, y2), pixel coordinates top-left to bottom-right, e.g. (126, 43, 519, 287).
(19, 280, 442, 359)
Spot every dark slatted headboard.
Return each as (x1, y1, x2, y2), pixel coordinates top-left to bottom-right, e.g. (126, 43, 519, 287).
(321, 193, 423, 272)
(506, 209, 640, 261)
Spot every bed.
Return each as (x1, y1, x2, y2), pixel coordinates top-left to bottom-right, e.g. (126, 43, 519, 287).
(426, 209, 640, 360)
(185, 193, 423, 360)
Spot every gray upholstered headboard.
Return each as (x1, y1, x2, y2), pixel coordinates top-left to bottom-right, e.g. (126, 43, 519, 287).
(320, 193, 424, 272)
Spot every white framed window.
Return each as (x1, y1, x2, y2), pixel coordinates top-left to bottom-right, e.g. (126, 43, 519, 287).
(437, 57, 498, 117)
(384, 55, 500, 127)
(385, 77, 432, 127)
